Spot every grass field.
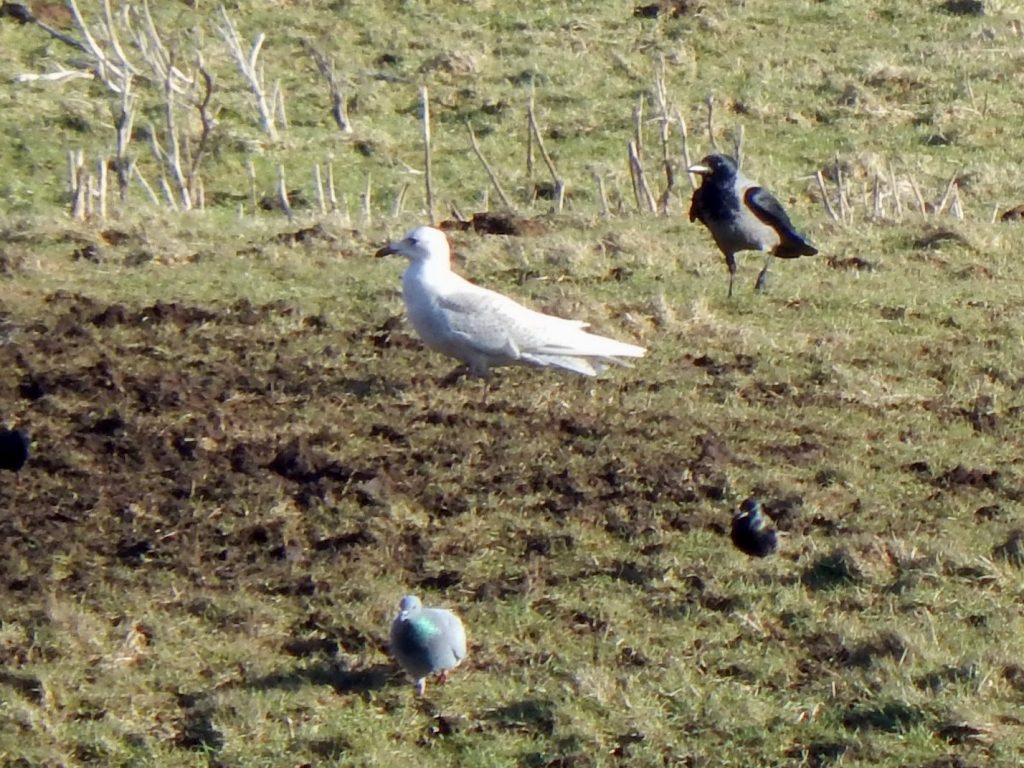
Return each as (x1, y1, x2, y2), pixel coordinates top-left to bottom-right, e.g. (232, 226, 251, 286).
(1, 1, 1023, 766)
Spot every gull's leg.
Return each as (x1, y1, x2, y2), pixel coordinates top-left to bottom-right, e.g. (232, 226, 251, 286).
(436, 670, 450, 686)
(415, 677, 426, 697)
(439, 365, 470, 387)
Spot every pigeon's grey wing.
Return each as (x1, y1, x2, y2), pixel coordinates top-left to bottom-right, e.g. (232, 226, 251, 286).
(441, 612, 467, 662)
(417, 609, 466, 668)
(744, 186, 802, 236)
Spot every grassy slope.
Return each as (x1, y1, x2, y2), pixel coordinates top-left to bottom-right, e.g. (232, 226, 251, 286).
(0, 1, 1023, 767)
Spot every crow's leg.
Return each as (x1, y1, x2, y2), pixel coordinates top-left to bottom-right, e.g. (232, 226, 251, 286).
(755, 252, 772, 293)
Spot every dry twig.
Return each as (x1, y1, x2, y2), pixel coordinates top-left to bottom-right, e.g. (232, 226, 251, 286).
(466, 121, 515, 211)
(217, 6, 278, 140)
(421, 86, 435, 224)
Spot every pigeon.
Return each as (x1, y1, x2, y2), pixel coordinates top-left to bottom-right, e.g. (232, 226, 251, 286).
(389, 595, 467, 696)
(730, 498, 778, 558)
(375, 226, 646, 379)
(688, 154, 817, 297)
(0, 428, 29, 474)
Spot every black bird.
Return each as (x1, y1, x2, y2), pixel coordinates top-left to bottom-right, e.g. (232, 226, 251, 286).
(730, 497, 778, 558)
(688, 154, 818, 297)
(0, 428, 30, 473)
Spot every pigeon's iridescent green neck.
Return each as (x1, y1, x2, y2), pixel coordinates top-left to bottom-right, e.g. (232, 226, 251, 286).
(409, 614, 441, 638)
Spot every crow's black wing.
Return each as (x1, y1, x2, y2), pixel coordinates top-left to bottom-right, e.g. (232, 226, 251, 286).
(744, 186, 798, 233)
(745, 186, 817, 256)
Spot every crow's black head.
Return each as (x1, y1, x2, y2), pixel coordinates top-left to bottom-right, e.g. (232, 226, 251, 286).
(731, 497, 778, 558)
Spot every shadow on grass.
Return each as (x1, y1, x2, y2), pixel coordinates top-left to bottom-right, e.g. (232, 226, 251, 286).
(246, 661, 398, 697)
(480, 698, 556, 735)
(0, 671, 43, 703)
(842, 699, 928, 732)
(801, 547, 865, 591)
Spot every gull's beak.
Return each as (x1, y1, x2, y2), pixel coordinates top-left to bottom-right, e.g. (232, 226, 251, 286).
(374, 240, 400, 258)
(687, 163, 711, 175)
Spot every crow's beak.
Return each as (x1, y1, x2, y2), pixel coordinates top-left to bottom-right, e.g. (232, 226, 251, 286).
(374, 241, 399, 258)
(687, 163, 711, 175)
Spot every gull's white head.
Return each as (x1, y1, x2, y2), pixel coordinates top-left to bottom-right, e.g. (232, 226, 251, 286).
(375, 226, 451, 267)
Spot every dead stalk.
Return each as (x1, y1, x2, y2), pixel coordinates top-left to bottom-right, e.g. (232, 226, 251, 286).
(526, 82, 535, 178)
(362, 172, 373, 227)
(392, 182, 409, 218)
(888, 163, 904, 221)
(628, 141, 657, 214)
(815, 171, 840, 223)
(466, 121, 515, 210)
(591, 169, 610, 219)
(246, 158, 258, 214)
(935, 172, 959, 216)
(907, 173, 926, 215)
(97, 157, 108, 219)
(326, 158, 338, 212)
(277, 164, 293, 221)
(305, 40, 354, 133)
(274, 81, 289, 131)
(421, 86, 435, 225)
(675, 110, 697, 190)
(526, 100, 565, 212)
(652, 60, 675, 214)
(704, 95, 719, 152)
(313, 163, 326, 215)
(130, 162, 159, 205)
(217, 7, 278, 140)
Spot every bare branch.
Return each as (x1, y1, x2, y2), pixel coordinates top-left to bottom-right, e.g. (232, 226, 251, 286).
(313, 164, 326, 215)
(527, 99, 565, 211)
(362, 172, 373, 227)
(591, 168, 610, 219)
(421, 86, 435, 224)
(217, 6, 278, 140)
(130, 161, 159, 206)
(935, 171, 959, 216)
(628, 140, 657, 214)
(652, 60, 675, 215)
(675, 110, 697, 191)
(112, 73, 136, 202)
(161, 59, 191, 210)
(526, 80, 535, 179)
(96, 157, 108, 219)
(325, 158, 338, 212)
(277, 164, 293, 221)
(187, 61, 217, 201)
(304, 40, 354, 134)
(392, 182, 410, 218)
(887, 163, 903, 220)
(11, 4, 89, 53)
(14, 69, 94, 84)
(815, 171, 840, 223)
(466, 121, 515, 211)
(705, 95, 720, 152)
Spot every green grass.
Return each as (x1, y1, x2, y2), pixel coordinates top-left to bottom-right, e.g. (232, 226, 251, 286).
(1, 1, 1024, 767)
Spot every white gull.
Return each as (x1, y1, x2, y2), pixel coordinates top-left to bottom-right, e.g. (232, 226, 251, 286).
(376, 226, 646, 379)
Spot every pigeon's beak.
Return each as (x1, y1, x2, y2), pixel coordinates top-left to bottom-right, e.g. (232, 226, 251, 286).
(374, 241, 400, 258)
(687, 163, 711, 175)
